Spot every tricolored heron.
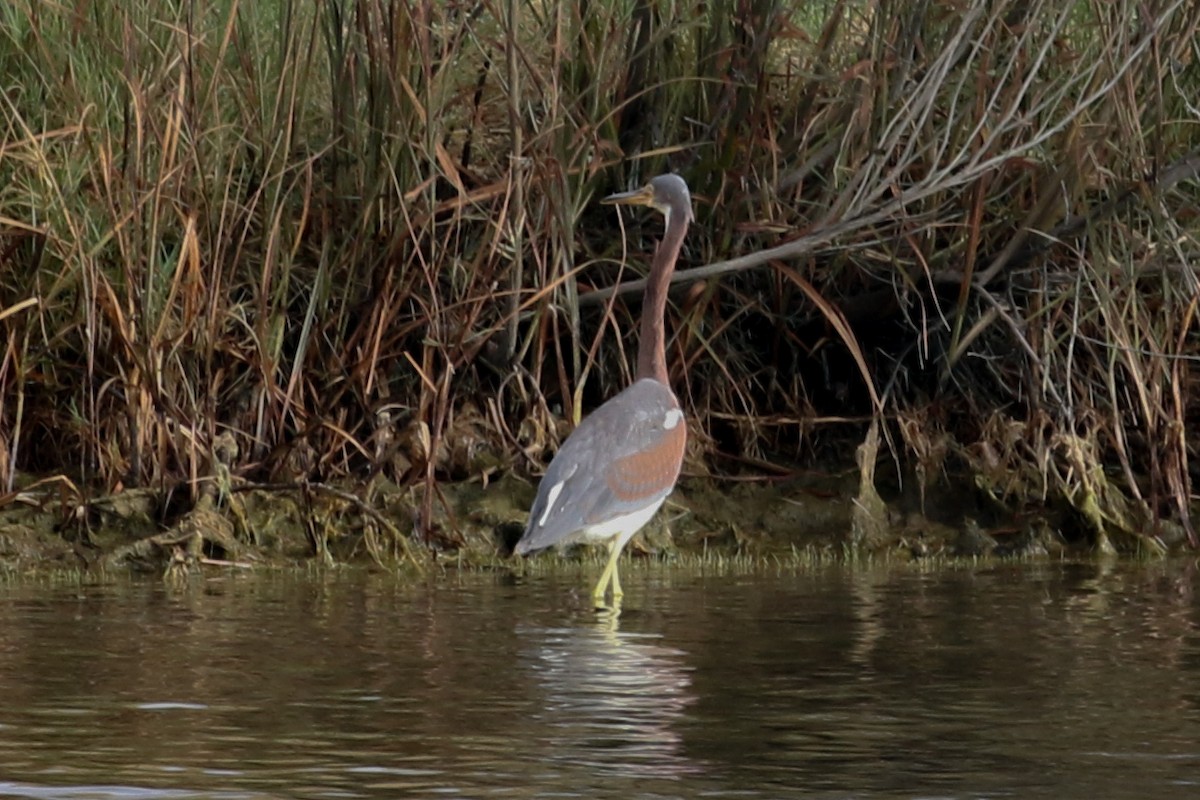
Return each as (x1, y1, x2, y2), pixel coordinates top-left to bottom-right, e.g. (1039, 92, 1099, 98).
(515, 173, 693, 608)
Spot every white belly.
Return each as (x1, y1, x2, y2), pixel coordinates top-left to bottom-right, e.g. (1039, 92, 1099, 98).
(579, 498, 666, 548)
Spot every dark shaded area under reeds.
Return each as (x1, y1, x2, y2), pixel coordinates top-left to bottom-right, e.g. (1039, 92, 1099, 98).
(1, 0, 1198, 565)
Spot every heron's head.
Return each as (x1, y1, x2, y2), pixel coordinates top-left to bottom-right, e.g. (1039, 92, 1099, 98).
(602, 173, 693, 226)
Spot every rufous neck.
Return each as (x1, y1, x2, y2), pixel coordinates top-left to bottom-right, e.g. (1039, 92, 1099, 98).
(636, 213, 688, 384)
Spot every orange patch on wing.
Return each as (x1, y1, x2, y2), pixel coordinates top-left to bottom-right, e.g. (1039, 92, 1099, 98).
(604, 422, 687, 502)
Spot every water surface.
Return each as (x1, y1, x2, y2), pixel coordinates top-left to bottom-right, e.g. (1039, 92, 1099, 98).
(1, 560, 1198, 799)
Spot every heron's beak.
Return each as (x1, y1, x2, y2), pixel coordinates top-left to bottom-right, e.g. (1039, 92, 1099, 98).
(601, 184, 656, 207)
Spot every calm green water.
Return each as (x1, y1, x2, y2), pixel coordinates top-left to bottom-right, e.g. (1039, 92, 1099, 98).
(1, 560, 1198, 799)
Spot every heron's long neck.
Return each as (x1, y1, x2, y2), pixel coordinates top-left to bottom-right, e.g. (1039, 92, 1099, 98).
(636, 213, 688, 384)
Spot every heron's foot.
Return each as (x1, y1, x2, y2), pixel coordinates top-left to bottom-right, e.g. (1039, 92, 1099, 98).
(593, 594, 623, 619)
(591, 573, 625, 612)
(591, 539, 627, 608)
(591, 581, 611, 611)
(590, 574, 607, 608)
(591, 586, 625, 616)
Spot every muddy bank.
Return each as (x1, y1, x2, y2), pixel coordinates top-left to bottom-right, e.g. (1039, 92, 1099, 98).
(0, 460, 1086, 578)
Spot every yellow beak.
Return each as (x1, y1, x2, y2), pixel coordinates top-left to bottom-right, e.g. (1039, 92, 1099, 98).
(601, 184, 656, 207)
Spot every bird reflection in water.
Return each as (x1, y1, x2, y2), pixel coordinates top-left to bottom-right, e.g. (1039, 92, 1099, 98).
(518, 617, 703, 780)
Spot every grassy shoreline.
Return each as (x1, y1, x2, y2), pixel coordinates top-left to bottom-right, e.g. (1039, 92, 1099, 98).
(1, 0, 1198, 564)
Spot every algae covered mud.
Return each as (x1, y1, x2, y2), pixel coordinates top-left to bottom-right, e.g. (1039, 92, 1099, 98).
(2, 461, 1068, 578)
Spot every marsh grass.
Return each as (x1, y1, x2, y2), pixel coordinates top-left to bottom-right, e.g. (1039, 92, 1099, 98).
(0, 0, 1197, 555)
(506, 545, 860, 583)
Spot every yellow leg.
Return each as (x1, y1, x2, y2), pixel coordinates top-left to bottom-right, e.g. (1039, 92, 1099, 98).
(591, 539, 622, 608)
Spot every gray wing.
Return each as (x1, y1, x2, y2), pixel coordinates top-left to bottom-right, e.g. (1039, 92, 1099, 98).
(517, 379, 686, 554)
